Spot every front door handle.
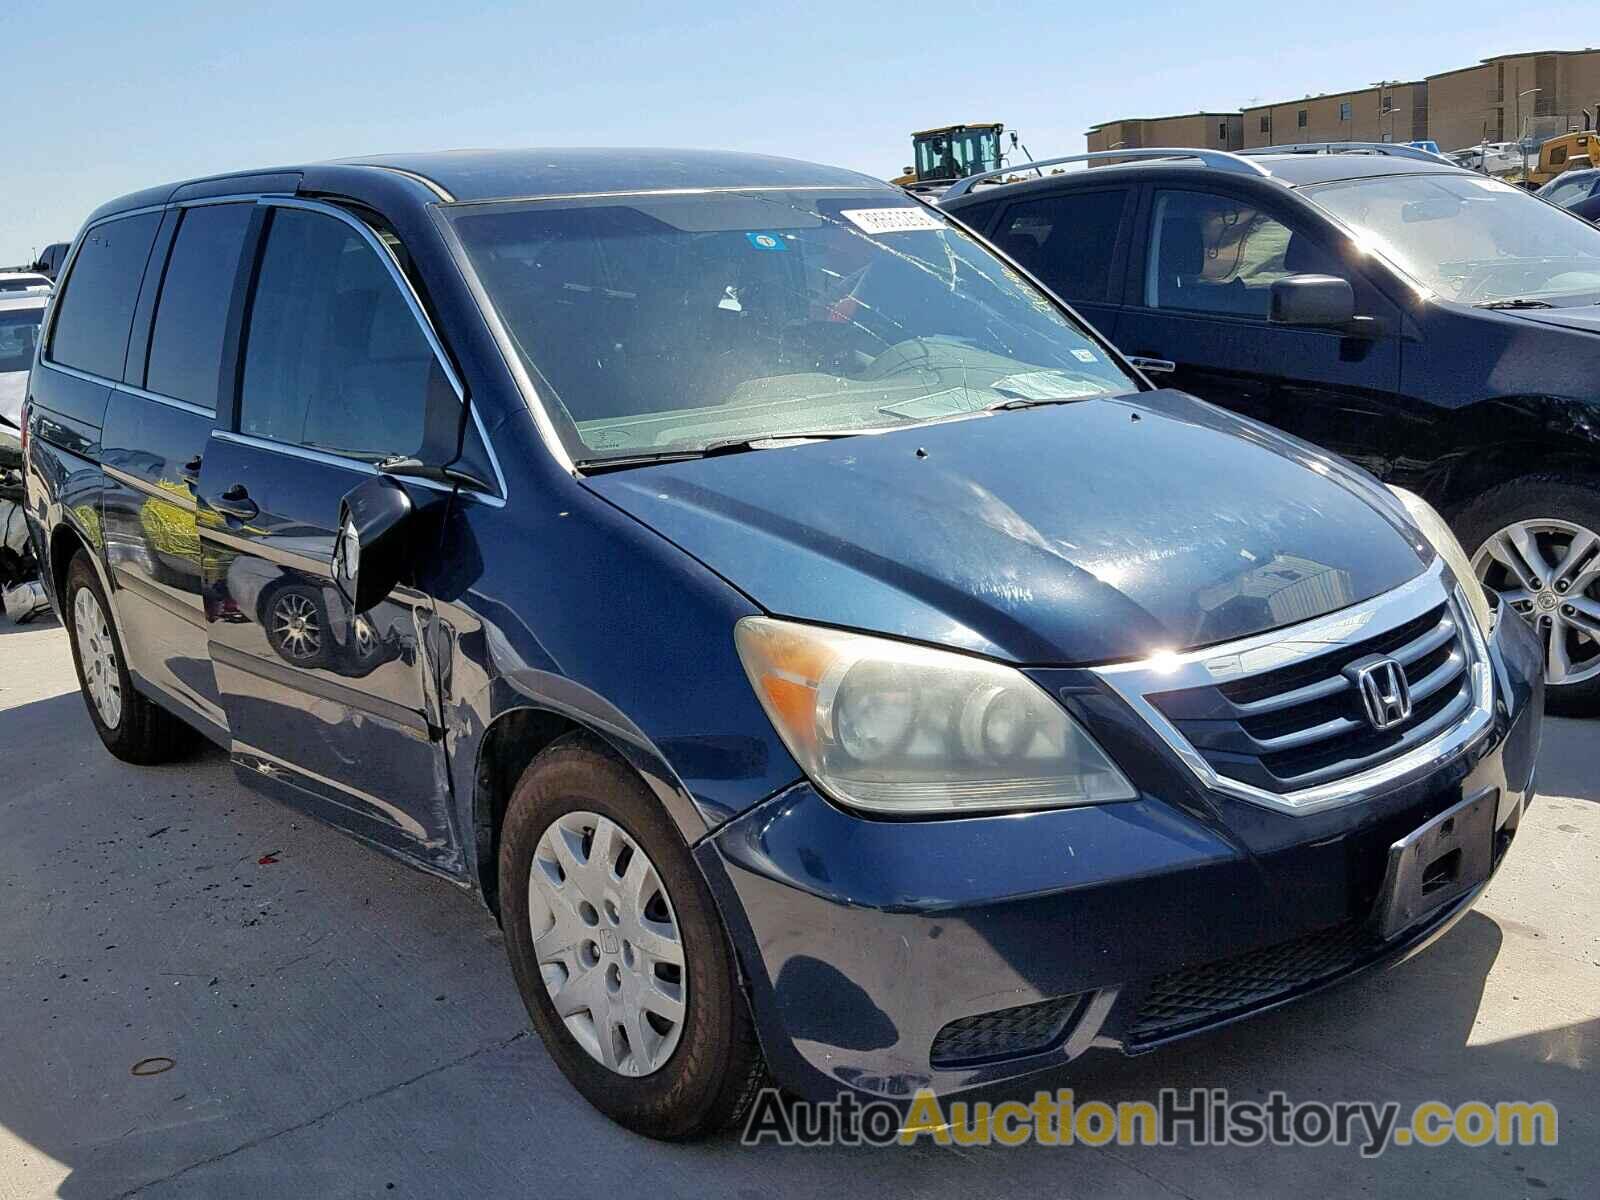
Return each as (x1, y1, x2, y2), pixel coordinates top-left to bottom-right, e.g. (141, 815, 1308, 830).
(1127, 355, 1177, 375)
(214, 483, 259, 521)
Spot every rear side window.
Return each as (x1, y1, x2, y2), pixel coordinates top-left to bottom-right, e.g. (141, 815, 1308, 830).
(239, 207, 456, 462)
(992, 189, 1129, 302)
(48, 212, 161, 379)
(145, 203, 254, 411)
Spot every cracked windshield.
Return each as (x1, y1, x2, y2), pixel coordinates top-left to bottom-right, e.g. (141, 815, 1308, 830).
(449, 190, 1137, 462)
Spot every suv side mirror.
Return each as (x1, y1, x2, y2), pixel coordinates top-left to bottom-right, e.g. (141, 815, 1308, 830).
(333, 474, 413, 614)
(1270, 274, 1356, 329)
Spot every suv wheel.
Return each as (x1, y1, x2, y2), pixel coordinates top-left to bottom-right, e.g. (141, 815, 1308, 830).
(1457, 476, 1600, 714)
(63, 551, 195, 762)
(497, 734, 767, 1139)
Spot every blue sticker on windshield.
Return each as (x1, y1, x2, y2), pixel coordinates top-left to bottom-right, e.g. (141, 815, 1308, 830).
(746, 232, 787, 251)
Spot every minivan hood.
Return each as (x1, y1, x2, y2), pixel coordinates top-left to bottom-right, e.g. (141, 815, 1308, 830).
(586, 391, 1428, 664)
(1497, 303, 1600, 336)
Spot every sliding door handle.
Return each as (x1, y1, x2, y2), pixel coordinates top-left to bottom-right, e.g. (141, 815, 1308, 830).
(213, 483, 259, 521)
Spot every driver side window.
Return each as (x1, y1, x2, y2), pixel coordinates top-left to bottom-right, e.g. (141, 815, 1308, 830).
(1144, 190, 1344, 319)
(239, 207, 458, 463)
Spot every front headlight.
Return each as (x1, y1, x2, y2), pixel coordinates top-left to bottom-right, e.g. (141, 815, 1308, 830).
(734, 617, 1137, 815)
(1388, 486, 1496, 637)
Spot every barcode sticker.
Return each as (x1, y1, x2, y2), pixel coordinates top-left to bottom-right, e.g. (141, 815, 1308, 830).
(839, 208, 947, 235)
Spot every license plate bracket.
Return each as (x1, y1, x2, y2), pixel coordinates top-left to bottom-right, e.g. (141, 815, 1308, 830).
(1371, 789, 1497, 941)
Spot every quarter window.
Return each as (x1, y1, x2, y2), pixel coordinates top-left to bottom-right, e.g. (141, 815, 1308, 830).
(993, 190, 1129, 302)
(238, 207, 457, 463)
(1144, 190, 1343, 319)
(48, 212, 161, 380)
(145, 203, 254, 411)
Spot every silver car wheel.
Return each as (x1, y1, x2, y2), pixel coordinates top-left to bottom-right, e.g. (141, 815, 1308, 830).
(1473, 518, 1600, 686)
(73, 587, 123, 728)
(271, 592, 322, 661)
(527, 811, 687, 1076)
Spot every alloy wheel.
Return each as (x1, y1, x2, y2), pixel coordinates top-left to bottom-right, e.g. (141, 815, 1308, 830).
(271, 592, 322, 662)
(527, 811, 687, 1076)
(1473, 518, 1600, 686)
(73, 587, 123, 728)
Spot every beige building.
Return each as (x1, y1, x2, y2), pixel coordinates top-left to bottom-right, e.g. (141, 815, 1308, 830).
(1241, 82, 1427, 148)
(1087, 48, 1600, 158)
(1428, 50, 1600, 152)
(1085, 112, 1243, 156)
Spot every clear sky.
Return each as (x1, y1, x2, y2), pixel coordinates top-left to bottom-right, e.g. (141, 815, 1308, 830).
(2, 1, 1592, 264)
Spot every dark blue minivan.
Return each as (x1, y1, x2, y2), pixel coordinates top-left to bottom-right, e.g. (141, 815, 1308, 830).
(24, 149, 1543, 1138)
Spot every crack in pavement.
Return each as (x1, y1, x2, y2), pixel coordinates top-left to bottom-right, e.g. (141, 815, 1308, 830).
(110, 1029, 530, 1198)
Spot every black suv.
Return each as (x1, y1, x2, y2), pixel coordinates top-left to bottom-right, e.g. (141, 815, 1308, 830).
(942, 145, 1600, 710)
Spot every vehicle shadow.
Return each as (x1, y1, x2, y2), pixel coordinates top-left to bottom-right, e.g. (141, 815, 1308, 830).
(1534, 717, 1597, 804)
(0, 680, 1590, 1198)
(0, 610, 59, 634)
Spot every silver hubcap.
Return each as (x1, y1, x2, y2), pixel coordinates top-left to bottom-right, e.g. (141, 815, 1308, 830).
(1473, 518, 1600, 687)
(527, 812, 687, 1076)
(271, 593, 321, 661)
(73, 588, 123, 728)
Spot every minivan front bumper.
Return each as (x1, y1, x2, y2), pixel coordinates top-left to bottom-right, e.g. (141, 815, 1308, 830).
(695, 606, 1543, 1103)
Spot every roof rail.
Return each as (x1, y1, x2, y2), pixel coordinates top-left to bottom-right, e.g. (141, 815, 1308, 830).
(1241, 142, 1449, 164)
(939, 148, 1271, 200)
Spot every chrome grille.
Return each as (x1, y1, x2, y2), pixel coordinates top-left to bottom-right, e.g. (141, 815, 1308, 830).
(1147, 601, 1473, 794)
(1092, 563, 1493, 815)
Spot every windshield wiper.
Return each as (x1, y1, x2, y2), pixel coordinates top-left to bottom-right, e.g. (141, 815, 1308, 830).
(1474, 297, 1555, 309)
(576, 430, 869, 474)
(983, 394, 1096, 412)
(701, 430, 874, 456)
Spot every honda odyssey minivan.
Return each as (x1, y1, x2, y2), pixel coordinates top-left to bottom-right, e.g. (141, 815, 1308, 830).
(24, 149, 1543, 1138)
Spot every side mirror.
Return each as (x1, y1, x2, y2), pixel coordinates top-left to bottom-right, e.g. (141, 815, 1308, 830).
(332, 474, 413, 614)
(1270, 274, 1356, 329)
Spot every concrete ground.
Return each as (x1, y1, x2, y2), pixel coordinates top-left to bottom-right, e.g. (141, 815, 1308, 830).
(0, 612, 1594, 1200)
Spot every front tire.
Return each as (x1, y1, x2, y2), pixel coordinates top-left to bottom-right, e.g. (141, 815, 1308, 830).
(63, 551, 195, 763)
(1456, 475, 1600, 714)
(498, 734, 767, 1139)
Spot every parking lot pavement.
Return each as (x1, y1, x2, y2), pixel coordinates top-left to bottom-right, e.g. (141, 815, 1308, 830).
(0, 613, 1593, 1200)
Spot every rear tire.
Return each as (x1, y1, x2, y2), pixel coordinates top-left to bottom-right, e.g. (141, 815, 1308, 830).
(63, 551, 195, 763)
(498, 733, 767, 1139)
(1455, 475, 1600, 715)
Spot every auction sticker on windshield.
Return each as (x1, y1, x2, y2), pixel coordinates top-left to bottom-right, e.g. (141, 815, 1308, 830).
(840, 208, 947, 235)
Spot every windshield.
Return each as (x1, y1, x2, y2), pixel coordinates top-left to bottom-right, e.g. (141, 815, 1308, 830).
(0, 307, 44, 374)
(0, 276, 50, 294)
(1302, 172, 1600, 305)
(449, 189, 1137, 463)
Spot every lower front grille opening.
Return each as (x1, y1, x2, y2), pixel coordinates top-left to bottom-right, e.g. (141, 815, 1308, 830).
(930, 993, 1087, 1068)
(1126, 923, 1380, 1044)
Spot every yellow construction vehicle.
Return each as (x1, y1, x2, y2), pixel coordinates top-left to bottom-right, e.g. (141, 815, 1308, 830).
(1528, 130, 1599, 186)
(891, 124, 1017, 193)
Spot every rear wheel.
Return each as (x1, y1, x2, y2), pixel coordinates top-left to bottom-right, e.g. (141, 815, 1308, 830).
(497, 734, 767, 1139)
(63, 551, 195, 763)
(1457, 476, 1600, 714)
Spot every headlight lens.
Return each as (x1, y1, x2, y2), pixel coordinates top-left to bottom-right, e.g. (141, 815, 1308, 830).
(1388, 486, 1496, 637)
(734, 617, 1137, 815)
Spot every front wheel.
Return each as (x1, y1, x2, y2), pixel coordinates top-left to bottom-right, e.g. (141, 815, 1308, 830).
(497, 734, 767, 1138)
(1457, 476, 1600, 714)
